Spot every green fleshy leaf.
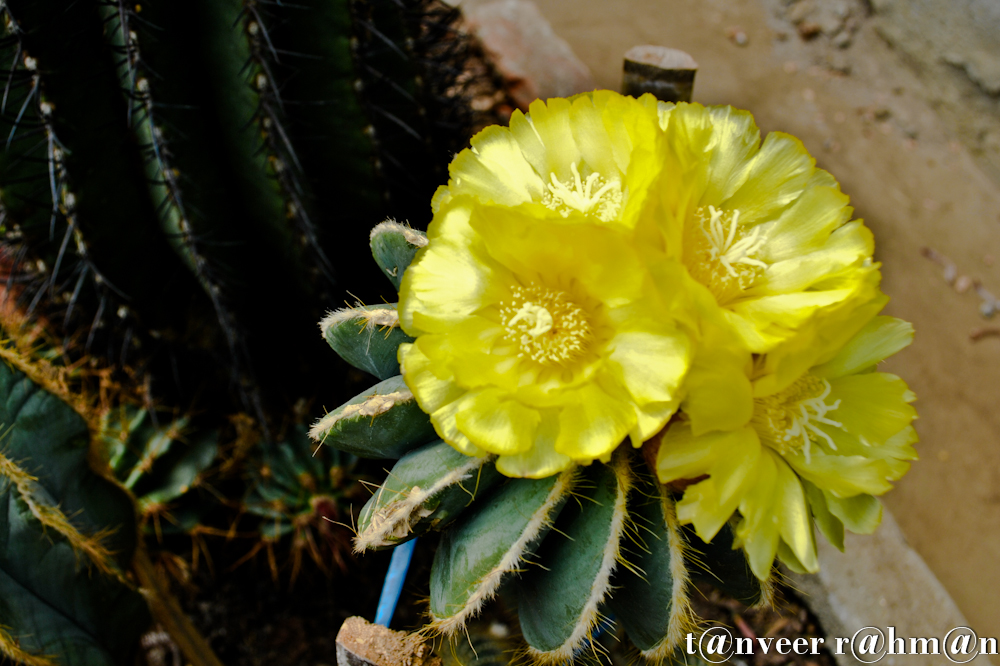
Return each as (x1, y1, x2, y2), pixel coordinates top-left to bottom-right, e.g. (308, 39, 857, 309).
(356, 440, 501, 551)
(310, 376, 436, 459)
(517, 457, 630, 661)
(321, 303, 414, 380)
(370, 220, 428, 291)
(430, 470, 575, 635)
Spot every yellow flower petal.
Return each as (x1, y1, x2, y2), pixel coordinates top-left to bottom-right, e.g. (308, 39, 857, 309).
(398, 341, 464, 413)
(756, 221, 873, 294)
(429, 393, 486, 457)
(736, 450, 781, 580)
(447, 125, 544, 206)
(495, 411, 574, 478)
(828, 372, 917, 444)
(824, 490, 882, 534)
(455, 389, 540, 455)
(606, 328, 691, 406)
(555, 381, 636, 459)
(681, 318, 754, 435)
(757, 185, 853, 264)
(398, 199, 513, 335)
(701, 105, 761, 203)
(775, 460, 818, 572)
(722, 132, 814, 226)
(813, 316, 914, 379)
(803, 480, 844, 551)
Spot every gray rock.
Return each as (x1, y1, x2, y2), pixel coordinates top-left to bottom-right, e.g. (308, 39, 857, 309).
(458, 0, 596, 110)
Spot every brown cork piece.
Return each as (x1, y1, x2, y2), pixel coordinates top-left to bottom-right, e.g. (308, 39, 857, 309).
(622, 45, 698, 103)
(336, 617, 441, 666)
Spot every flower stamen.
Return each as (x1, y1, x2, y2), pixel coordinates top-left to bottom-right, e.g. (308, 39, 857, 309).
(686, 205, 769, 304)
(753, 376, 843, 463)
(500, 284, 590, 365)
(542, 162, 623, 222)
(701, 205, 768, 277)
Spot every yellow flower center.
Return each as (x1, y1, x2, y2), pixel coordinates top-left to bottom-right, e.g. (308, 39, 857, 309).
(541, 162, 623, 222)
(686, 206, 767, 304)
(752, 374, 843, 463)
(500, 284, 591, 365)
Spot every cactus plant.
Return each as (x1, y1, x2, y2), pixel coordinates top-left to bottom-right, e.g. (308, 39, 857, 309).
(312, 222, 718, 662)
(0, 0, 510, 424)
(242, 423, 361, 582)
(0, 2, 512, 657)
(0, 336, 150, 665)
(313, 87, 919, 658)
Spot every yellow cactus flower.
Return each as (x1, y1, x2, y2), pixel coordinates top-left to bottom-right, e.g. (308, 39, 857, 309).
(397, 93, 702, 478)
(656, 314, 918, 579)
(435, 91, 663, 228)
(652, 102, 880, 353)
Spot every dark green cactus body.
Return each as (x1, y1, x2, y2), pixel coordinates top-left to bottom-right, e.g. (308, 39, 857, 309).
(322, 303, 415, 381)
(0, 347, 149, 665)
(310, 375, 436, 459)
(0, 1, 206, 361)
(0, 0, 506, 425)
(356, 440, 501, 550)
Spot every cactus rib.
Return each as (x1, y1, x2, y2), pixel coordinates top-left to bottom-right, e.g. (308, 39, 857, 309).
(355, 444, 497, 552)
(0, 448, 125, 584)
(0, 626, 55, 666)
(518, 452, 633, 664)
(0, 4, 128, 350)
(428, 468, 577, 636)
(238, 0, 335, 285)
(645, 488, 697, 661)
(320, 302, 415, 380)
(370, 219, 428, 291)
(99, 1, 253, 406)
(309, 375, 436, 458)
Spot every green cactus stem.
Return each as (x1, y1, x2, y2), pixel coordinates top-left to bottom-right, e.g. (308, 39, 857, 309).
(429, 468, 577, 636)
(355, 440, 502, 551)
(310, 375, 436, 459)
(370, 219, 429, 291)
(515, 452, 633, 664)
(609, 476, 696, 659)
(321, 303, 415, 381)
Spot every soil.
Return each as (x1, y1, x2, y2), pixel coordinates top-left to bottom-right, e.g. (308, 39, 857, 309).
(516, 0, 1000, 641)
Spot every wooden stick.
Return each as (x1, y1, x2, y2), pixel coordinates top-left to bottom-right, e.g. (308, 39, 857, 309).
(622, 45, 698, 103)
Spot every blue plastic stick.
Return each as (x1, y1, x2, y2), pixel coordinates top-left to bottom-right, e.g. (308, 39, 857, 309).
(374, 538, 417, 627)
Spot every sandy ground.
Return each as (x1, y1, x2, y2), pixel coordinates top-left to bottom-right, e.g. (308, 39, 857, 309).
(503, 0, 1000, 641)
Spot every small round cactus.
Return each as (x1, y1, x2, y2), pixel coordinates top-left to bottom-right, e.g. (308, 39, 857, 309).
(311, 221, 769, 663)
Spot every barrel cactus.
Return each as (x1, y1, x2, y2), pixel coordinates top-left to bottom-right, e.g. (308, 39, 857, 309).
(313, 92, 919, 662)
